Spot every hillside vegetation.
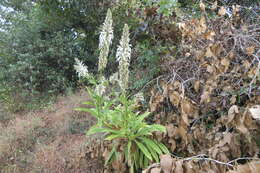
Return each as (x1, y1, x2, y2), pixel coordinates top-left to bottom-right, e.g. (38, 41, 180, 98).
(0, 0, 259, 173)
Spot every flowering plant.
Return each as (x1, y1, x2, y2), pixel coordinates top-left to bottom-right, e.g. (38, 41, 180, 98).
(74, 8, 169, 172)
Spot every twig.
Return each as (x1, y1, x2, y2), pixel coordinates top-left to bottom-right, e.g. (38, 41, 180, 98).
(183, 154, 234, 167)
(142, 163, 160, 172)
(140, 75, 165, 92)
(228, 157, 260, 164)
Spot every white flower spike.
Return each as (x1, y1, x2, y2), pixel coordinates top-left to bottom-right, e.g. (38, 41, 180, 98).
(98, 9, 113, 72)
(116, 24, 131, 93)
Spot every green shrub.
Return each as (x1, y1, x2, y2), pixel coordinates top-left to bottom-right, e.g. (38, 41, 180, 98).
(130, 40, 162, 91)
(76, 89, 169, 172)
(0, 0, 117, 106)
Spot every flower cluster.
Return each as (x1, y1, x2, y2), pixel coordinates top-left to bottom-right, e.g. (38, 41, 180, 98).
(98, 9, 113, 72)
(109, 72, 119, 85)
(116, 24, 131, 93)
(74, 58, 89, 78)
(94, 76, 107, 96)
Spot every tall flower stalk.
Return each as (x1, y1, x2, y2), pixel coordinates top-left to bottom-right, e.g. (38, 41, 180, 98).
(98, 9, 113, 72)
(74, 58, 89, 78)
(116, 24, 131, 94)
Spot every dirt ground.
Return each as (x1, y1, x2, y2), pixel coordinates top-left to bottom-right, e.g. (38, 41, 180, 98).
(0, 90, 104, 173)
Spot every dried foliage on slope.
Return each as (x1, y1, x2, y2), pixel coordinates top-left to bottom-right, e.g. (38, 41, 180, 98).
(143, 154, 260, 173)
(145, 5, 259, 173)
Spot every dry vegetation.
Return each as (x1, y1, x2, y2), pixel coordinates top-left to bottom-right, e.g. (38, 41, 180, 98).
(0, 3, 259, 173)
(0, 90, 105, 173)
(141, 5, 260, 173)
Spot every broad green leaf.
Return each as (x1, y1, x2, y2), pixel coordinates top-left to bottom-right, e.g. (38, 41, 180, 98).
(143, 154, 149, 168)
(144, 141, 159, 163)
(124, 146, 129, 165)
(86, 127, 118, 135)
(127, 141, 132, 163)
(105, 134, 123, 140)
(137, 112, 150, 121)
(139, 148, 144, 168)
(151, 150, 159, 163)
(86, 127, 107, 135)
(157, 142, 170, 154)
(135, 140, 153, 161)
(75, 107, 99, 117)
(140, 137, 163, 155)
(134, 147, 140, 170)
(136, 127, 154, 136)
(81, 101, 94, 106)
(104, 100, 114, 109)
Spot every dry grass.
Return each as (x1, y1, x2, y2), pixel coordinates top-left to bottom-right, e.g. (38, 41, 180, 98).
(0, 113, 45, 173)
(32, 135, 104, 173)
(0, 90, 103, 173)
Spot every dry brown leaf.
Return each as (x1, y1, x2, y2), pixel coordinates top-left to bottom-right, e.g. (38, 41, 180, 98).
(227, 162, 260, 173)
(150, 168, 161, 173)
(173, 160, 184, 173)
(102, 148, 110, 160)
(178, 126, 188, 145)
(198, 16, 207, 33)
(204, 31, 215, 40)
(227, 105, 239, 124)
(249, 105, 260, 120)
(211, 1, 218, 10)
(220, 58, 230, 72)
(218, 7, 226, 16)
(232, 5, 240, 16)
(169, 91, 181, 106)
(196, 50, 205, 60)
(184, 162, 196, 173)
(211, 44, 222, 57)
(200, 90, 211, 104)
(246, 46, 255, 56)
(205, 47, 215, 58)
(219, 133, 232, 147)
(181, 99, 193, 114)
(243, 60, 251, 69)
(182, 113, 190, 126)
(199, 1, 206, 12)
(248, 161, 260, 172)
(227, 162, 251, 173)
(181, 98, 198, 125)
(230, 96, 236, 105)
(169, 138, 177, 151)
(155, 131, 164, 142)
(160, 154, 173, 173)
(150, 90, 165, 112)
(207, 65, 215, 73)
(247, 67, 257, 78)
(194, 80, 200, 92)
(166, 124, 178, 138)
(237, 120, 249, 135)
